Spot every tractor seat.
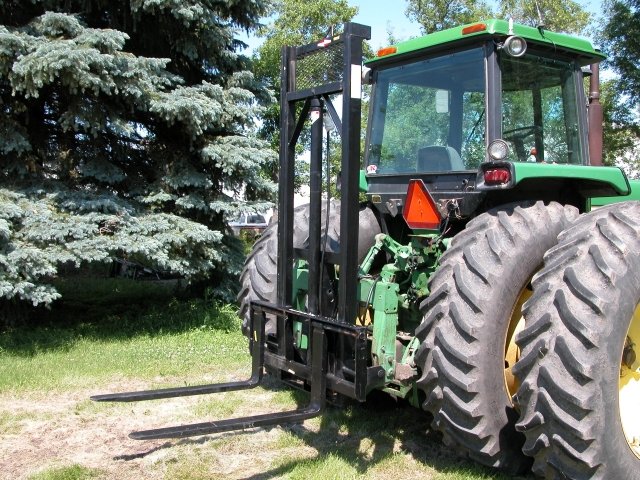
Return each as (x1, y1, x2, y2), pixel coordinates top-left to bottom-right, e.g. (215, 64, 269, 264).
(417, 146, 465, 172)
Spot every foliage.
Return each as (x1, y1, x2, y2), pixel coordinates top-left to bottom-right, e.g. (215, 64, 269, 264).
(406, 0, 590, 34)
(600, 0, 640, 102)
(498, 0, 590, 32)
(405, 0, 493, 33)
(0, 1, 276, 308)
(600, 79, 640, 174)
(597, 0, 640, 174)
(253, 0, 357, 83)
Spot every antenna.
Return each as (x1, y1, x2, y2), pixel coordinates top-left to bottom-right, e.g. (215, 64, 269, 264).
(534, 0, 545, 30)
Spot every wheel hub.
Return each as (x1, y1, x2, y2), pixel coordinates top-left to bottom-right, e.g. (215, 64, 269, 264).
(620, 304, 640, 459)
(504, 285, 533, 399)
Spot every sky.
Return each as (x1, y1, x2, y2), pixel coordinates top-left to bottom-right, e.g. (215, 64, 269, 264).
(350, 0, 422, 50)
(242, 0, 605, 53)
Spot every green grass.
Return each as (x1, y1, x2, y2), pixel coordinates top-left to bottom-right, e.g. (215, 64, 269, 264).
(0, 278, 524, 480)
(260, 403, 514, 480)
(28, 465, 102, 480)
(0, 278, 249, 392)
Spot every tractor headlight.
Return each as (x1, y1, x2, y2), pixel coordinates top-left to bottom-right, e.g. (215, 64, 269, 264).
(503, 36, 527, 57)
(487, 139, 509, 161)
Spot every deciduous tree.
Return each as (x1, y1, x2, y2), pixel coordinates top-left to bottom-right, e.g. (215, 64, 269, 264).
(600, 78, 640, 174)
(498, 0, 590, 32)
(601, 0, 640, 103)
(406, 0, 590, 34)
(598, 0, 640, 175)
(405, 0, 493, 33)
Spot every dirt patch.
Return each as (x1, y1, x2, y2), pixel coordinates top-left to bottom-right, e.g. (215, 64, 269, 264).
(0, 379, 297, 480)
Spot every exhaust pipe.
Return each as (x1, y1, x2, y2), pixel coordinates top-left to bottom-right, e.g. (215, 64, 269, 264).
(588, 62, 604, 166)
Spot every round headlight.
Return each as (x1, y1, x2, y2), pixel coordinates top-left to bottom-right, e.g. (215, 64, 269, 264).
(503, 36, 527, 57)
(487, 139, 509, 161)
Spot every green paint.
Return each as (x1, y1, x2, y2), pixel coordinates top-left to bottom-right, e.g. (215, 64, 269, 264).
(291, 260, 310, 350)
(358, 233, 447, 395)
(367, 19, 604, 66)
(371, 280, 400, 381)
(382, 336, 422, 406)
(291, 260, 308, 310)
(292, 321, 308, 350)
(358, 235, 384, 277)
(359, 169, 368, 193)
(590, 179, 640, 208)
(512, 162, 631, 196)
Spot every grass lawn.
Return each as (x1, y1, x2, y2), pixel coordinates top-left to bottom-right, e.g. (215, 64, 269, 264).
(0, 278, 528, 480)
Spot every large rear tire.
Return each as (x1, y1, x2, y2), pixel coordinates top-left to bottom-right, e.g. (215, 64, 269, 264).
(237, 201, 380, 334)
(415, 201, 578, 473)
(513, 201, 640, 479)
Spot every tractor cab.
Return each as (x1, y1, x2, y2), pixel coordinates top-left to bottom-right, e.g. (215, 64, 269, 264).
(363, 20, 608, 218)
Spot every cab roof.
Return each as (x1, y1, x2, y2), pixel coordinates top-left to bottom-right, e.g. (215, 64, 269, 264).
(366, 19, 605, 67)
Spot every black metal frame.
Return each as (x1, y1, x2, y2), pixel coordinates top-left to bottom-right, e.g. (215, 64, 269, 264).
(91, 23, 377, 441)
(278, 22, 371, 325)
(273, 20, 377, 400)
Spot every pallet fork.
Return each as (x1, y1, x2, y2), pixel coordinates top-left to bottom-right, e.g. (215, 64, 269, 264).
(92, 303, 329, 440)
(92, 24, 380, 440)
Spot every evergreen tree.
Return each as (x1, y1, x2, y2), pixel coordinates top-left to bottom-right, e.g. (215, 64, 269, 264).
(0, 0, 275, 313)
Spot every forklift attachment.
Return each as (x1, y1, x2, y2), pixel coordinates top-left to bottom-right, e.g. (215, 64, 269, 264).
(91, 303, 328, 440)
(90, 348, 263, 403)
(91, 23, 377, 442)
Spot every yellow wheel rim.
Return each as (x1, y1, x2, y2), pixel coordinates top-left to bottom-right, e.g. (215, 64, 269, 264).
(504, 283, 533, 400)
(620, 304, 640, 459)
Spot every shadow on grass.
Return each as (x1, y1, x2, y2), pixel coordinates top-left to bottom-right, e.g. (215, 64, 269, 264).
(121, 381, 531, 479)
(244, 394, 523, 480)
(0, 277, 240, 356)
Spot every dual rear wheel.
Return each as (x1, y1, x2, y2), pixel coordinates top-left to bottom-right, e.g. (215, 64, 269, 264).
(414, 201, 579, 473)
(420, 200, 640, 479)
(418, 200, 640, 479)
(513, 201, 640, 479)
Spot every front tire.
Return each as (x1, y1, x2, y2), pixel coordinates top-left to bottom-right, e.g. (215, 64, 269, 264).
(415, 201, 578, 473)
(514, 201, 640, 479)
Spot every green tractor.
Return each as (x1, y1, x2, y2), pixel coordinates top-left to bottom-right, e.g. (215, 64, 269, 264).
(95, 19, 640, 479)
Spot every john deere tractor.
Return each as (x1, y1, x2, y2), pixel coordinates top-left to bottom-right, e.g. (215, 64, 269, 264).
(95, 19, 640, 479)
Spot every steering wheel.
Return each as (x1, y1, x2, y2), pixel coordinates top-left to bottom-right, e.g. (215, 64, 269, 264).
(503, 125, 542, 161)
